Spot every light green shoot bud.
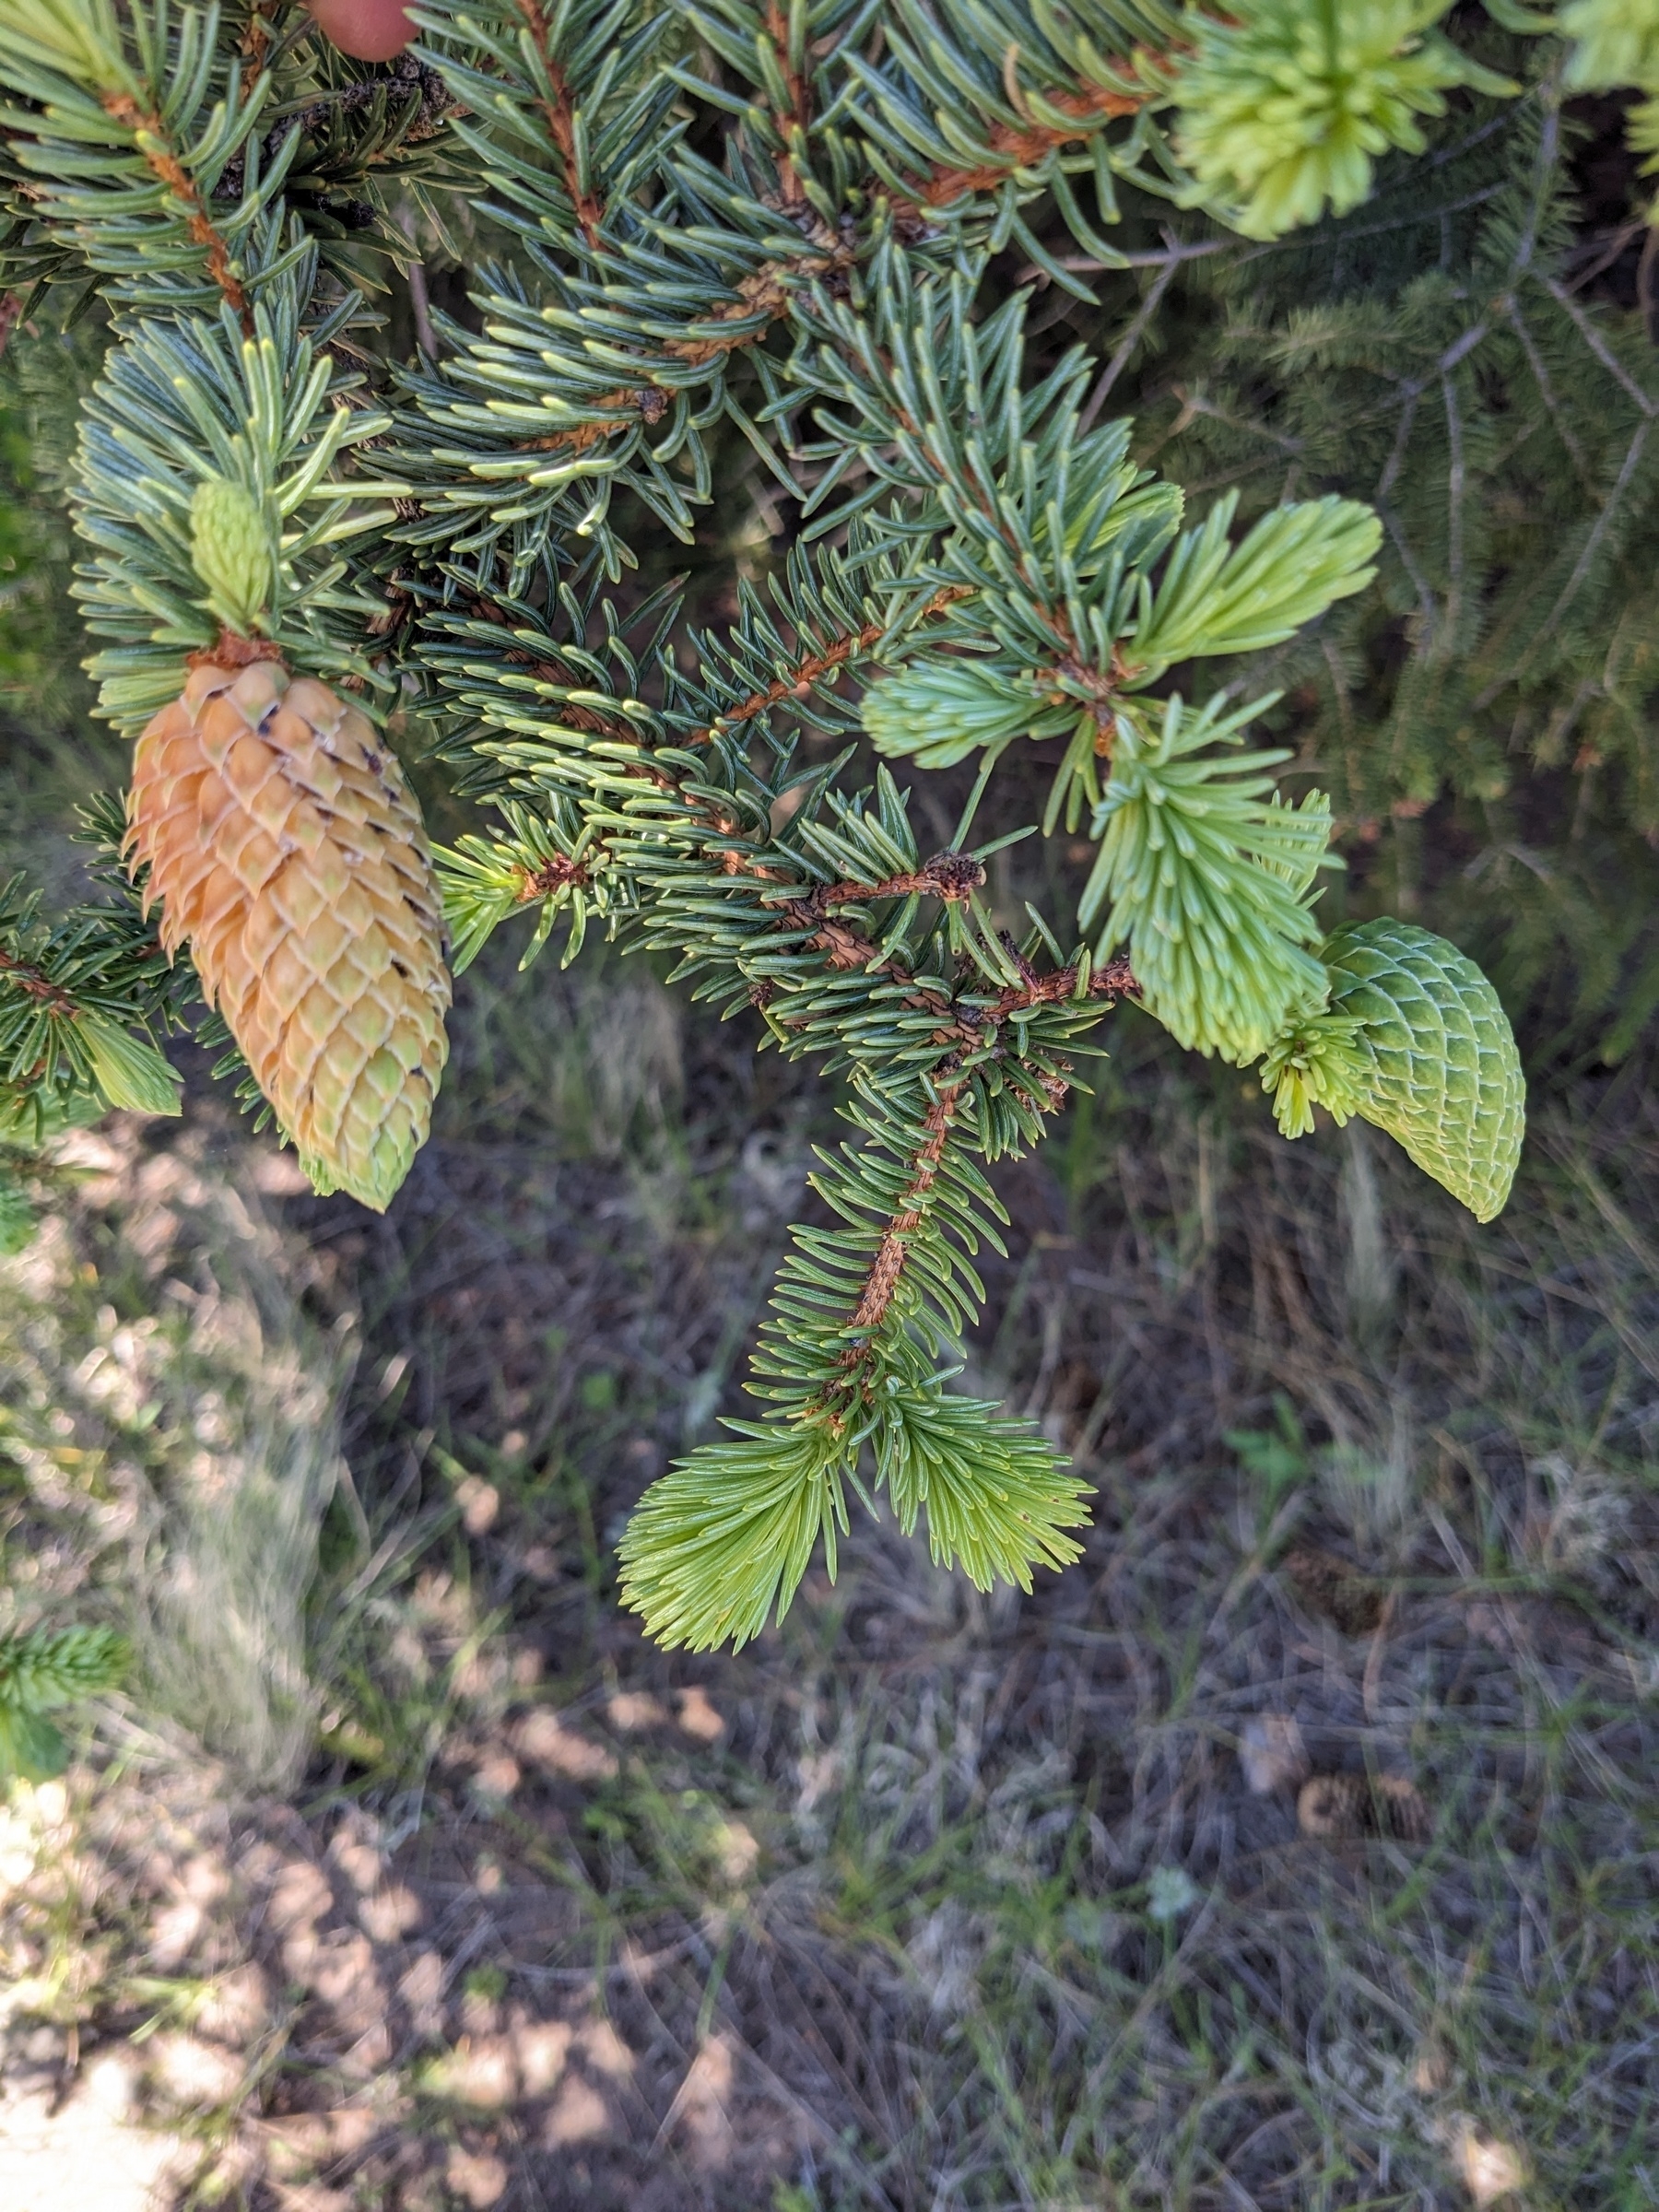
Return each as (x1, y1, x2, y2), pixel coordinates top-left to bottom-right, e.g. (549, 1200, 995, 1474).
(0, 0, 136, 92)
(1259, 1008, 1366, 1137)
(863, 660, 1077, 769)
(190, 476, 277, 636)
(1559, 0, 1659, 93)
(76, 1010, 183, 1117)
(1079, 693, 1333, 1065)
(1171, 0, 1516, 241)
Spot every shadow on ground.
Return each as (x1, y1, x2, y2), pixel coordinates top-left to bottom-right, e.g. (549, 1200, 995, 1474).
(1, 948, 1653, 2209)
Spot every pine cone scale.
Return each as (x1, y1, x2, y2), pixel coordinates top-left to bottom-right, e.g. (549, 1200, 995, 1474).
(127, 659, 450, 1209)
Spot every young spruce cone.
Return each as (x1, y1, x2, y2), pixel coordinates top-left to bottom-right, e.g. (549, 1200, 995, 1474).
(126, 652, 450, 1210)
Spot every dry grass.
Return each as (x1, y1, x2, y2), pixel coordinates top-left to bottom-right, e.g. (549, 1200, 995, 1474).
(0, 948, 1654, 2211)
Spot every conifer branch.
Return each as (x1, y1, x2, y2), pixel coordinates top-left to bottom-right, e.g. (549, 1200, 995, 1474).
(510, 0, 606, 246)
(100, 89, 252, 328)
(694, 582, 973, 743)
(0, 1624, 128, 1781)
(513, 850, 589, 900)
(834, 1070, 966, 1350)
(896, 76, 1148, 217)
(458, 593, 644, 743)
(757, 0, 813, 204)
(0, 943, 80, 1018)
(493, 221, 858, 459)
(754, 853, 984, 973)
(0, 863, 184, 1133)
(215, 60, 460, 204)
(0, 0, 1538, 1645)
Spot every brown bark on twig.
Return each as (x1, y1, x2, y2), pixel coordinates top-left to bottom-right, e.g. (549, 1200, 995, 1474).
(760, 0, 812, 186)
(460, 596, 646, 748)
(762, 852, 984, 971)
(512, 0, 606, 248)
(784, 850, 988, 920)
(514, 852, 589, 900)
(893, 78, 1145, 218)
(847, 1077, 966, 1333)
(186, 629, 288, 672)
(101, 93, 253, 333)
(512, 384, 668, 453)
(661, 232, 852, 364)
(237, 8, 270, 99)
(0, 947, 80, 1018)
(808, 947, 1138, 1401)
(691, 584, 972, 742)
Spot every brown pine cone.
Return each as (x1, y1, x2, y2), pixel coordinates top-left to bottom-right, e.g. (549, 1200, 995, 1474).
(126, 653, 450, 1210)
(1297, 1771, 1432, 1844)
(1281, 1547, 1390, 1637)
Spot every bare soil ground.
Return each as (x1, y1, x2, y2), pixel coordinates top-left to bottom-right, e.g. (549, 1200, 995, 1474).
(1, 947, 1654, 2210)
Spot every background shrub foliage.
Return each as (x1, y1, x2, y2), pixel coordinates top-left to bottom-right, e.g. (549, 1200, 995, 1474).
(0, 0, 1653, 1656)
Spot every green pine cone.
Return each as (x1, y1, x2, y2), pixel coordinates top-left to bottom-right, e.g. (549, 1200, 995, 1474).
(1322, 919, 1524, 1221)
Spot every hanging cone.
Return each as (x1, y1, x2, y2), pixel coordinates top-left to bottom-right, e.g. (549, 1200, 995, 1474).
(126, 652, 451, 1210)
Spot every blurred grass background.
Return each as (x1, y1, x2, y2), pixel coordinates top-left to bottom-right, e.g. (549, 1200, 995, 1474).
(0, 165, 1655, 2212)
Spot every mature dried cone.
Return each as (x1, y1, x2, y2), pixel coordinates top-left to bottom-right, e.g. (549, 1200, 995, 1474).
(126, 653, 450, 1210)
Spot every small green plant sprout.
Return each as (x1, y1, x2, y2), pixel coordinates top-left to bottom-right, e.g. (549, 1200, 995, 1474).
(1227, 1395, 1313, 1523)
(0, 0, 1535, 1649)
(462, 1962, 510, 2006)
(0, 1624, 128, 1784)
